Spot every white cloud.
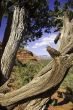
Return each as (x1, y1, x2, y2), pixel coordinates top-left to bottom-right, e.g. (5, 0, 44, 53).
(42, 48, 46, 51)
(32, 41, 50, 49)
(25, 46, 30, 49)
(42, 34, 56, 43)
(32, 34, 57, 49)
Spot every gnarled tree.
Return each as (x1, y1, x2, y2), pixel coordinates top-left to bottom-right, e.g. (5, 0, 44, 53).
(0, 0, 73, 110)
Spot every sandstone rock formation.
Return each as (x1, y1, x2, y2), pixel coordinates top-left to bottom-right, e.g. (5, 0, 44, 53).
(16, 49, 38, 64)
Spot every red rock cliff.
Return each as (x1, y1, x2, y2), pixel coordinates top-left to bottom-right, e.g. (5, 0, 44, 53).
(16, 49, 38, 63)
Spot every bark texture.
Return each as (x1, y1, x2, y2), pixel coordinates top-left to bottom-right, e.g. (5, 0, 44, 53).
(0, 49, 73, 108)
(0, 10, 73, 110)
(60, 15, 73, 50)
(1, 6, 25, 80)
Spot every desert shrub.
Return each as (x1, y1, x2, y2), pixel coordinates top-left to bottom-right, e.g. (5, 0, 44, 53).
(12, 60, 73, 90)
(12, 59, 50, 88)
(60, 67, 73, 90)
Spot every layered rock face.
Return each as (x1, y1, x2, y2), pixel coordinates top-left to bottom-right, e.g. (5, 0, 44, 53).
(16, 49, 38, 64)
(0, 41, 38, 64)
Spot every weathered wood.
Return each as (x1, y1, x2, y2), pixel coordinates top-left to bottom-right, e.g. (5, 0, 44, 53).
(54, 33, 61, 44)
(0, 81, 10, 93)
(0, 8, 73, 110)
(1, 6, 25, 80)
(22, 16, 73, 110)
(0, 51, 73, 107)
(47, 46, 60, 58)
(60, 15, 73, 50)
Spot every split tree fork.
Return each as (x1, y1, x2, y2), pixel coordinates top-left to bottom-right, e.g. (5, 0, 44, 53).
(0, 2, 73, 110)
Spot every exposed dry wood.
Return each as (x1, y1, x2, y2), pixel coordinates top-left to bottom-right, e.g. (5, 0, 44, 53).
(20, 16, 73, 110)
(35, 39, 73, 79)
(1, 6, 25, 80)
(60, 15, 73, 51)
(54, 33, 61, 44)
(0, 49, 73, 107)
(0, 8, 73, 110)
(0, 81, 10, 93)
(47, 46, 60, 58)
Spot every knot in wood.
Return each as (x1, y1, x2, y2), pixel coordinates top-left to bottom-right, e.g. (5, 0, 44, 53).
(47, 46, 61, 58)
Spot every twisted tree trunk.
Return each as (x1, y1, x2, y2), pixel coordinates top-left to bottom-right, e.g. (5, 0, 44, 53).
(1, 6, 25, 81)
(0, 8, 73, 110)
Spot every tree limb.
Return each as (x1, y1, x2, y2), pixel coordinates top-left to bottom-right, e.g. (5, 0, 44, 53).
(0, 48, 73, 107)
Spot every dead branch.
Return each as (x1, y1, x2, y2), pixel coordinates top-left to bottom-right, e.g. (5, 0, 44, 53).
(0, 47, 73, 107)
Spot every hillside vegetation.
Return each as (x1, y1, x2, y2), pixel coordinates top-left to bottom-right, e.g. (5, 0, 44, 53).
(60, 67, 73, 90)
(10, 59, 50, 90)
(9, 59, 73, 91)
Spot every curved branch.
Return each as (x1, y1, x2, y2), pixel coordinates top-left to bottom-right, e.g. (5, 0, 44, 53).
(0, 49, 73, 106)
(1, 6, 25, 81)
(54, 33, 61, 44)
(47, 46, 60, 58)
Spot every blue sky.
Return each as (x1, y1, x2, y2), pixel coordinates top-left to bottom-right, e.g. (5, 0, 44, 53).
(0, 0, 67, 56)
(25, 32, 59, 56)
(49, 0, 68, 10)
(26, 0, 68, 56)
(0, 16, 59, 56)
(0, 16, 7, 41)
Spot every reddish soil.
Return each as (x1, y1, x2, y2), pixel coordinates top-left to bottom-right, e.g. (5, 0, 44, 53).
(48, 89, 73, 110)
(48, 103, 73, 110)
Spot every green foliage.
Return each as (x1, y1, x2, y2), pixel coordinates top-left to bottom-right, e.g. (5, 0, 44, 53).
(60, 67, 73, 90)
(1, 0, 73, 44)
(12, 60, 50, 88)
(49, 0, 73, 32)
(54, 0, 60, 12)
(0, 0, 49, 42)
(0, 0, 6, 25)
(12, 60, 73, 91)
(21, 0, 49, 43)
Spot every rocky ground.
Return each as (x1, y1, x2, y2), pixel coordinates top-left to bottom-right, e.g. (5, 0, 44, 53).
(48, 88, 73, 110)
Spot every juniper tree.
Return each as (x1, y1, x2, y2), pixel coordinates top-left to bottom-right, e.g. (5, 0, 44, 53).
(0, 0, 73, 110)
